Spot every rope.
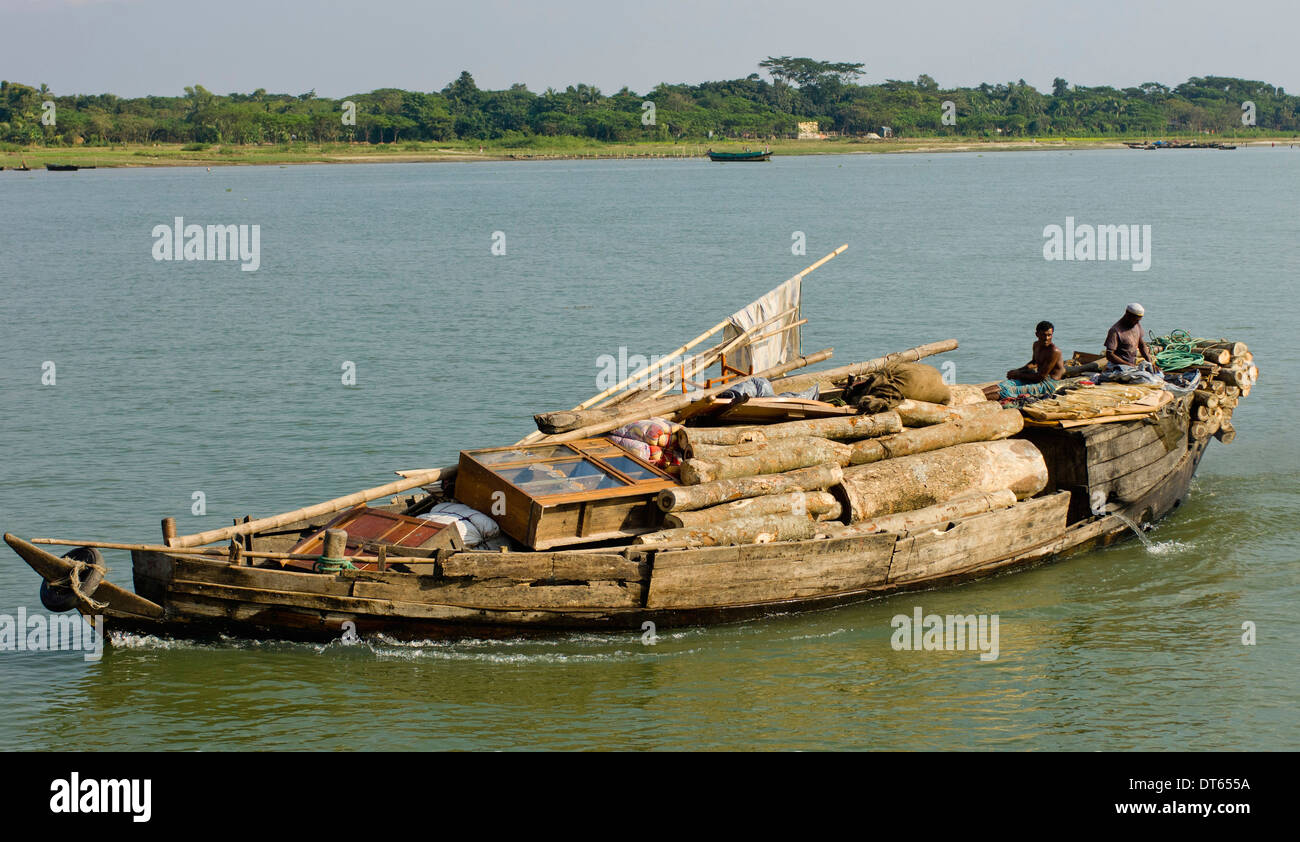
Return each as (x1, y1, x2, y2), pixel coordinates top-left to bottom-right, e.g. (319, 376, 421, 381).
(53, 561, 109, 611)
(1150, 329, 1205, 371)
(313, 556, 356, 573)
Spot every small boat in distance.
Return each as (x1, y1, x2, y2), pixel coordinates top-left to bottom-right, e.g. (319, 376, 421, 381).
(707, 148, 772, 162)
(45, 163, 80, 171)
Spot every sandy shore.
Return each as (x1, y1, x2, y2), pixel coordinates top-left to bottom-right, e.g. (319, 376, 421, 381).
(3, 136, 1296, 170)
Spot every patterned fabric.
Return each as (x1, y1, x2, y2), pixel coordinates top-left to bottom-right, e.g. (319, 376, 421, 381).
(996, 377, 1062, 401)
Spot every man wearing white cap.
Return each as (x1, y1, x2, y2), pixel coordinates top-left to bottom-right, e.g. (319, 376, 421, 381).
(1104, 303, 1160, 370)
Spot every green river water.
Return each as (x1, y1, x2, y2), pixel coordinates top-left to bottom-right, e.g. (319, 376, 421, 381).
(0, 149, 1295, 750)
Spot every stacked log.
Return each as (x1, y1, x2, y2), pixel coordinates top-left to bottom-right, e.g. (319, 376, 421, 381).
(945, 384, 989, 406)
(846, 409, 1024, 465)
(673, 410, 901, 455)
(635, 514, 819, 547)
(663, 491, 840, 529)
(657, 463, 843, 513)
(681, 437, 851, 484)
(679, 409, 1023, 482)
(833, 440, 1048, 522)
(895, 399, 1002, 427)
(815, 489, 1018, 538)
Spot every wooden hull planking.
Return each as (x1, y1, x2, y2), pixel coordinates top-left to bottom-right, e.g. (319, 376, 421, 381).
(10, 406, 1211, 642)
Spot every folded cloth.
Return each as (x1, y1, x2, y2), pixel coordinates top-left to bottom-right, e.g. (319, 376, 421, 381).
(1095, 361, 1165, 386)
(718, 377, 776, 399)
(718, 376, 819, 400)
(1160, 369, 1201, 396)
(996, 377, 1062, 401)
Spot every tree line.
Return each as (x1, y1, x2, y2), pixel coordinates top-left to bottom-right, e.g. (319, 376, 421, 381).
(2, 59, 1296, 148)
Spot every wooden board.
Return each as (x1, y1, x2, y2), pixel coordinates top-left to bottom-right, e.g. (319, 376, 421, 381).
(439, 551, 647, 582)
(1088, 437, 1173, 484)
(1114, 444, 1187, 502)
(886, 492, 1071, 585)
(645, 533, 896, 609)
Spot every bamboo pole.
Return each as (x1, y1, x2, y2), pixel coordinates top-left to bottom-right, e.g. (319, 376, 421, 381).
(30, 537, 432, 563)
(573, 317, 730, 411)
(633, 306, 801, 404)
(565, 245, 844, 413)
(168, 465, 458, 548)
(768, 338, 958, 396)
(606, 305, 799, 406)
(531, 348, 833, 439)
(562, 245, 846, 413)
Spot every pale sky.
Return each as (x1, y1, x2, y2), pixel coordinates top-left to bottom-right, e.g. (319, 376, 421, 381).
(1, 0, 1295, 97)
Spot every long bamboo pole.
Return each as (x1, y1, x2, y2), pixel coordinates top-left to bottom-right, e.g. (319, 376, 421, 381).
(31, 537, 431, 563)
(168, 252, 848, 549)
(769, 338, 959, 396)
(168, 465, 458, 548)
(572, 318, 730, 411)
(635, 305, 801, 403)
(519, 246, 845, 443)
(576, 244, 846, 413)
(168, 349, 833, 549)
(529, 348, 832, 444)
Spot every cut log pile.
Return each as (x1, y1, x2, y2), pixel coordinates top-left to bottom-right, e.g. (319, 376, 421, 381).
(635, 372, 1044, 546)
(1169, 338, 1258, 444)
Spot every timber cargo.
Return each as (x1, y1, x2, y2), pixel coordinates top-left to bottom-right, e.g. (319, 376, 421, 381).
(5, 247, 1259, 643)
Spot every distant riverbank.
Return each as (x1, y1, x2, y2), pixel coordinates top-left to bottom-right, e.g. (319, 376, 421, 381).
(3, 135, 1296, 169)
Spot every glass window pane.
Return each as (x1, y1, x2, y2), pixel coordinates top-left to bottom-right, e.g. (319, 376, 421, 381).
(474, 445, 574, 465)
(495, 459, 625, 495)
(601, 455, 662, 481)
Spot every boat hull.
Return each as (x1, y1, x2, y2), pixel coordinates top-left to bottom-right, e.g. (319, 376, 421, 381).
(9, 405, 1211, 643)
(707, 152, 771, 162)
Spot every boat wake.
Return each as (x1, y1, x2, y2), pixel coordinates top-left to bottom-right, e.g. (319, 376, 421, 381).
(107, 628, 710, 663)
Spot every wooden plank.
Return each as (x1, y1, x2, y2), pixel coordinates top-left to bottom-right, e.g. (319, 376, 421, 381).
(645, 533, 896, 609)
(171, 556, 353, 596)
(1114, 445, 1187, 502)
(1088, 437, 1171, 484)
(1085, 425, 1161, 465)
(349, 578, 643, 610)
(170, 574, 641, 613)
(886, 492, 1070, 585)
(439, 551, 648, 582)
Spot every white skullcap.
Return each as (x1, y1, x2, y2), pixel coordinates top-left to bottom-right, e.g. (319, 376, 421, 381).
(1126, 302, 1145, 316)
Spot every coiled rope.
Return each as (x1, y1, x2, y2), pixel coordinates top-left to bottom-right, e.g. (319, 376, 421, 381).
(1150, 329, 1205, 371)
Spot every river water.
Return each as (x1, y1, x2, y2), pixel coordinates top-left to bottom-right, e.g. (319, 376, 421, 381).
(0, 148, 1296, 750)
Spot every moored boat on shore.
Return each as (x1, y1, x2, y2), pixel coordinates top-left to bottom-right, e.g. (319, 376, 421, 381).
(707, 149, 771, 162)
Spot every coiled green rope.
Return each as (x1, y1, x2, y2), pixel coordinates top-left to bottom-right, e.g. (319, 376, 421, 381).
(1150, 329, 1205, 371)
(314, 555, 356, 573)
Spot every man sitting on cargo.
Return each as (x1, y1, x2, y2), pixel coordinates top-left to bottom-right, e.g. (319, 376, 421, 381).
(1104, 303, 1161, 371)
(984, 320, 1066, 401)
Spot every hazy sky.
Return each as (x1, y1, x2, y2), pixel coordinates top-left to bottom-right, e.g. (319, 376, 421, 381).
(1, 0, 1295, 97)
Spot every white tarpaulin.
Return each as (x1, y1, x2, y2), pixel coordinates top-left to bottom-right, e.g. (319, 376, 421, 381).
(721, 274, 802, 376)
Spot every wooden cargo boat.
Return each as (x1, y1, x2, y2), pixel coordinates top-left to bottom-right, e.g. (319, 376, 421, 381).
(2, 411, 1217, 641)
(5, 249, 1255, 644)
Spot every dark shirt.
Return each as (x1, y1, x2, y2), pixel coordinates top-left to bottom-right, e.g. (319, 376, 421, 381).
(1105, 319, 1143, 365)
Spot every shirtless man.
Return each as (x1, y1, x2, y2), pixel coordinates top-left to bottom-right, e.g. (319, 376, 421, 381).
(1104, 303, 1160, 371)
(1007, 321, 1066, 382)
(984, 321, 1066, 400)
